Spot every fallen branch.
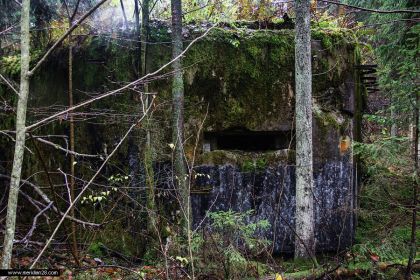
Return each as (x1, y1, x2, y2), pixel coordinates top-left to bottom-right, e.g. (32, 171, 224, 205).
(320, 0, 420, 14)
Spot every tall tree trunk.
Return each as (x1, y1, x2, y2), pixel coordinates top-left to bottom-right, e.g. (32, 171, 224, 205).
(120, 0, 128, 29)
(170, 0, 190, 233)
(1, 0, 30, 269)
(390, 104, 398, 137)
(405, 93, 418, 280)
(390, 74, 398, 137)
(68, 31, 79, 265)
(294, 0, 316, 261)
(64, 0, 81, 262)
(134, 0, 141, 75)
(141, 0, 157, 237)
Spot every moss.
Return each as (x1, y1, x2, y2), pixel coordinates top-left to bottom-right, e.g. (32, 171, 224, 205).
(241, 158, 267, 172)
(197, 149, 295, 167)
(1, 55, 20, 76)
(182, 29, 296, 131)
(0, 50, 42, 77)
(246, 44, 262, 58)
(313, 100, 346, 132)
(55, 24, 355, 137)
(198, 150, 239, 165)
(5, 23, 358, 171)
(312, 27, 354, 52)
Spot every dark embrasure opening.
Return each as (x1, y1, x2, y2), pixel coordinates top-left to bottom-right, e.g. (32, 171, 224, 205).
(203, 128, 293, 152)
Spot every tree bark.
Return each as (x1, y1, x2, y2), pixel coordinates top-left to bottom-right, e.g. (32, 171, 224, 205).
(120, 0, 128, 29)
(68, 30, 79, 266)
(390, 104, 398, 137)
(405, 92, 419, 279)
(170, 0, 190, 233)
(1, 0, 30, 269)
(294, 0, 316, 261)
(141, 0, 157, 237)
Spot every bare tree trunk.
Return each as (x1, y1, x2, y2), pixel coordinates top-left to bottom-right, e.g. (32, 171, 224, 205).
(134, 0, 141, 74)
(120, 0, 129, 29)
(170, 0, 190, 234)
(1, 0, 30, 269)
(141, 0, 157, 236)
(68, 32, 79, 266)
(405, 93, 418, 280)
(390, 94, 398, 137)
(63, 0, 81, 262)
(294, 0, 316, 261)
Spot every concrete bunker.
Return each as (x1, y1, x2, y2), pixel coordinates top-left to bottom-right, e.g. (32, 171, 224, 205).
(0, 24, 362, 255)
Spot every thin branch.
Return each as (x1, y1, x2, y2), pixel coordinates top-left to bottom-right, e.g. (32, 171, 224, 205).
(30, 102, 153, 269)
(35, 137, 101, 158)
(28, 0, 109, 76)
(320, 0, 420, 14)
(12, 0, 22, 7)
(70, 0, 82, 22)
(0, 174, 101, 227)
(119, 0, 129, 28)
(0, 24, 18, 36)
(0, 130, 34, 154)
(17, 202, 53, 246)
(19, 191, 50, 223)
(355, 18, 420, 29)
(25, 24, 216, 131)
(0, 74, 19, 95)
(62, 0, 71, 19)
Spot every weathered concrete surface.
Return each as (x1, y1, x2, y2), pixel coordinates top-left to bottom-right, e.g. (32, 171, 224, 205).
(192, 157, 354, 254)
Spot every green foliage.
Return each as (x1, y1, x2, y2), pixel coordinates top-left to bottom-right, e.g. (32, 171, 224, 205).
(311, 15, 355, 51)
(87, 241, 105, 257)
(352, 134, 418, 273)
(347, 0, 420, 124)
(0, 50, 42, 77)
(1, 55, 21, 76)
(353, 136, 410, 176)
(363, 114, 392, 127)
(352, 226, 419, 263)
(241, 158, 267, 172)
(192, 210, 271, 279)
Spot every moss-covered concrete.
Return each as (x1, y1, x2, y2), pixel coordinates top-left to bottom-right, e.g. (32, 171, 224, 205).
(0, 22, 362, 168)
(197, 149, 295, 168)
(0, 23, 362, 255)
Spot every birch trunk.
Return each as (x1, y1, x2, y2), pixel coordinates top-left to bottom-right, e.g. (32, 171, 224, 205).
(1, 0, 31, 269)
(294, 0, 315, 260)
(170, 0, 190, 233)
